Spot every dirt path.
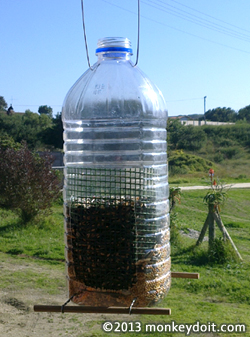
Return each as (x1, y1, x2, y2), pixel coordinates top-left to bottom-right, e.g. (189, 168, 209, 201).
(180, 183, 250, 190)
(0, 253, 129, 337)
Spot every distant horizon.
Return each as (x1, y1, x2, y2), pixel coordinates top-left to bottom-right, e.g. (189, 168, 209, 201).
(1, 104, 247, 118)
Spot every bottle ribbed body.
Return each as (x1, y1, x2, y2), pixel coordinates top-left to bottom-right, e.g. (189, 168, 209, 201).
(62, 38, 170, 307)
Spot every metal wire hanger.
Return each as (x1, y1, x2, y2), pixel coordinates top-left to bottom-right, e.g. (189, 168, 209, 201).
(80, 0, 140, 70)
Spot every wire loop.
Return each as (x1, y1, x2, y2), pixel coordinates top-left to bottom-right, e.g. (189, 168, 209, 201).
(81, 0, 140, 69)
(81, 0, 93, 70)
(133, 0, 140, 67)
(61, 294, 76, 314)
(129, 297, 137, 315)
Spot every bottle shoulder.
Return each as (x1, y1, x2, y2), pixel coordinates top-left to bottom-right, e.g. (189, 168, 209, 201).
(62, 61, 167, 121)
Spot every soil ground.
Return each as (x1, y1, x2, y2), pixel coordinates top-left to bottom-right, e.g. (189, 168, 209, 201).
(0, 253, 128, 337)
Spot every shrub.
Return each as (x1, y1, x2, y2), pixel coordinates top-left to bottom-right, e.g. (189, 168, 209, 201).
(208, 238, 239, 264)
(213, 152, 224, 163)
(177, 125, 207, 151)
(169, 187, 181, 212)
(202, 124, 250, 148)
(190, 239, 239, 266)
(0, 132, 21, 150)
(0, 142, 61, 222)
(220, 146, 240, 159)
(168, 152, 213, 174)
(167, 121, 207, 151)
(169, 187, 182, 247)
(170, 212, 181, 247)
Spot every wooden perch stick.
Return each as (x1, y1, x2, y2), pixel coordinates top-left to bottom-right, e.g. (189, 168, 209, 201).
(34, 305, 171, 315)
(171, 272, 199, 279)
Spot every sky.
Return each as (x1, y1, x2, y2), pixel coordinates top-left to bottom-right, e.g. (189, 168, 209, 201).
(1, 0, 250, 117)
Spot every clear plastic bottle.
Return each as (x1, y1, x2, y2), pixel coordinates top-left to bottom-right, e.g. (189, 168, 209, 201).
(62, 37, 170, 307)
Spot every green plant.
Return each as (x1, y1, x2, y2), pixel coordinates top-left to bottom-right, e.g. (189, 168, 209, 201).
(169, 187, 182, 248)
(0, 142, 61, 222)
(170, 212, 181, 247)
(0, 132, 21, 150)
(208, 238, 239, 264)
(214, 152, 224, 163)
(203, 180, 229, 211)
(169, 187, 181, 212)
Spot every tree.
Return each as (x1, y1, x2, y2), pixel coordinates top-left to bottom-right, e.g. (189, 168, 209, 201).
(167, 120, 207, 151)
(178, 125, 207, 151)
(0, 96, 7, 111)
(237, 105, 250, 122)
(38, 105, 53, 118)
(204, 107, 237, 122)
(40, 112, 63, 149)
(0, 110, 60, 150)
(18, 111, 52, 148)
(167, 119, 184, 150)
(24, 109, 34, 114)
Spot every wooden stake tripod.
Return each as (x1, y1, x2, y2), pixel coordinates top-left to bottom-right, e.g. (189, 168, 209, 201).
(196, 204, 242, 261)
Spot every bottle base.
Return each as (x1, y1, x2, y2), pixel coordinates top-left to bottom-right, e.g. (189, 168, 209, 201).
(67, 272, 171, 307)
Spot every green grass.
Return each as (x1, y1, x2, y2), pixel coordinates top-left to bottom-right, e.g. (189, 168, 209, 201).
(0, 205, 64, 260)
(0, 189, 250, 336)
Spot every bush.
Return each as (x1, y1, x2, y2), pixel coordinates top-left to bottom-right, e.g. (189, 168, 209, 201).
(167, 121, 207, 151)
(213, 152, 224, 163)
(0, 142, 61, 222)
(178, 126, 207, 151)
(189, 239, 239, 266)
(0, 132, 21, 150)
(170, 212, 181, 247)
(168, 152, 213, 174)
(220, 146, 240, 159)
(208, 238, 239, 264)
(169, 187, 182, 247)
(202, 124, 250, 148)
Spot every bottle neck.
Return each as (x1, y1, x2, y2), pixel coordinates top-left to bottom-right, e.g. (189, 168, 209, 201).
(96, 51, 132, 61)
(95, 37, 133, 61)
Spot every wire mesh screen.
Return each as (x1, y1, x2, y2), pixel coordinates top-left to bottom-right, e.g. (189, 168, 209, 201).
(65, 167, 144, 199)
(64, 166, 170, 306)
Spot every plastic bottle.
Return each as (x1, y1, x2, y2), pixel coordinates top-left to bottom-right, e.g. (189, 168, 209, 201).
(62, 37, 170, 307)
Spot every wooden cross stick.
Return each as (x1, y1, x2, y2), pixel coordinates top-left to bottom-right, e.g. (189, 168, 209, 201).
(171, 272, 199, 279)
(33, 305, 171, 315)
